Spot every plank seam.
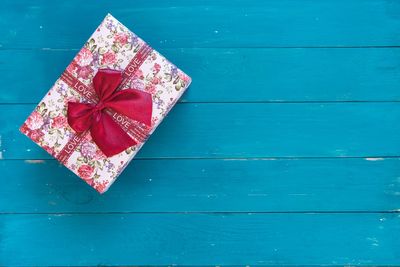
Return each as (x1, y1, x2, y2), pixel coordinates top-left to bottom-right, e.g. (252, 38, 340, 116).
(1, 211, 400, 215)
(3, 45, 400, 51)
(3, 156, 400, 161)
(3, 100, 400, 105)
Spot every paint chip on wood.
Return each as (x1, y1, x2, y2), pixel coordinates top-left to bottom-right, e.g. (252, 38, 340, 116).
(365, 158, 384, 161)
(0, 135, 2, 160)
(24, 160, 45, 164)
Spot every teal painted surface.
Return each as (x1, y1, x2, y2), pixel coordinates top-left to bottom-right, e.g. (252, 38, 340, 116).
(1, 158, 400, 213)
(3, 48, 400, 103)
(2, 213, 400, 266)
(1, 1, 400, 266)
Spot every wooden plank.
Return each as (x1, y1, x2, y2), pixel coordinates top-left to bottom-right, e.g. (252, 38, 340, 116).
(5, 103, 400, 159)
(1, 0, 400, 49)
(2, 48, 400, 103)
(1, 158, 399, 213)
(3, 1, 400, 267)
(1, 213, 399, 266)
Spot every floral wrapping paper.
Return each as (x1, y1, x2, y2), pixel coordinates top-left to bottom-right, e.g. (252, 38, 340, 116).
(20, 14, 191, 193)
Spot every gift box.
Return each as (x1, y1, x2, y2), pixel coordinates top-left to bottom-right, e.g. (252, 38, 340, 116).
(20, 14, 191, 193)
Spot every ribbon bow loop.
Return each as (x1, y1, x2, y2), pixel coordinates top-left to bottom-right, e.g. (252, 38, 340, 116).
(67, 69, 153, 157)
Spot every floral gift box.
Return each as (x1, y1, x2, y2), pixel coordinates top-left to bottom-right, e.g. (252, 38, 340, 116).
(20, 14, 191, 193)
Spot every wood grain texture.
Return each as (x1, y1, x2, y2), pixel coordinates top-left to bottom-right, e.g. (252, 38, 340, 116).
(2, 48, 400, 103)
(1, 158, 399, 213)
(1, 0, 400, 48)
(1, 0, 400, 266)
(1, 213, 399, 266)
(4, 103, 400, 159)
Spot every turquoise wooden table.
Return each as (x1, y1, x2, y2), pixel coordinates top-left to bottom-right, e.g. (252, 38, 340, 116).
(1, 0, 400, 266)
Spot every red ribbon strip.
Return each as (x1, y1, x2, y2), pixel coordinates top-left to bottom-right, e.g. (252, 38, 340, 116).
(56, 44, 153, 163)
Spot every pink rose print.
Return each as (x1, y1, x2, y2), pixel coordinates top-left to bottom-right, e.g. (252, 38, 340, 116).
(114, 32, 129, 46)
(94, 180, 108, 193)
(67, 60, 79, 73)
(179, 72, 191, 83)
(145, 84, 156, 95)
(20, 123, 29, 134)
(75, 47, 93, 67)
(101, 51, 117, 65)
(151, 76, 160, 85)
(77, 65, 94, 80)
(78, 164, 94, 184)
(19, 15, 192, 194)
(134, 69, 144, 79)
(30, 129, 44, 142)
(26, 111, 44, 130)
(51, 115, 67, 128)
(152, 63, 161, 74)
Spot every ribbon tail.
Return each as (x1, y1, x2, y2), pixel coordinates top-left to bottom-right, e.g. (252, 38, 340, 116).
(105, 89, 153, 126)
(90, 112, 137, 157)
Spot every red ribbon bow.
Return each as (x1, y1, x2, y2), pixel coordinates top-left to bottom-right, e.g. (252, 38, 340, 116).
(67, 69, 153, 157)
